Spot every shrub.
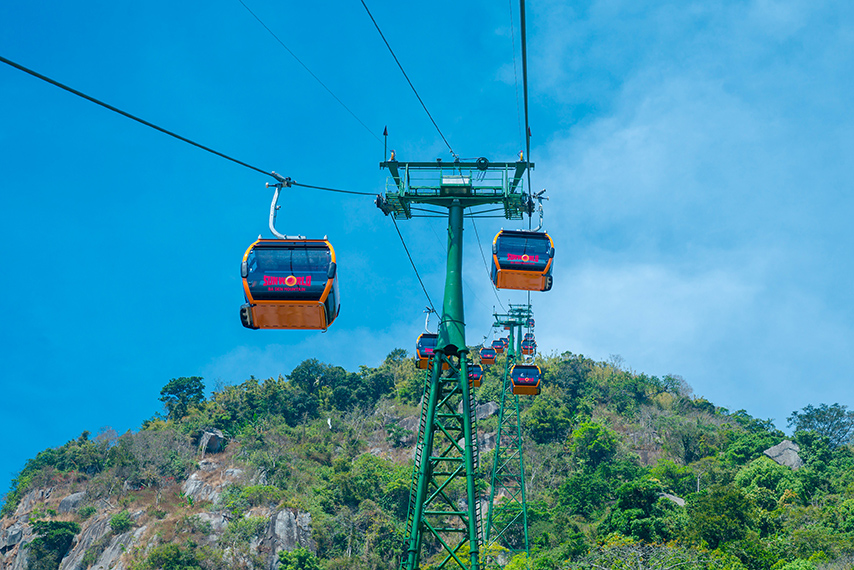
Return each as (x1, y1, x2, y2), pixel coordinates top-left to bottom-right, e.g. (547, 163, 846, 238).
(77, 505, 97, 520)
(110, 510, 134, 534)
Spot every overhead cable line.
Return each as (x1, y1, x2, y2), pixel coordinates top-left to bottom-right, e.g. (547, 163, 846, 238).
(519, 0, 535, 228)
(508, 0, 524, 150)
(390, 216, 436, 313)
(291, 182, 374, 196)
(359, 0, 458, 160)
(0, 54, 273, 179)
(0, 54, 374, 197)
(237, 0, 383, 145)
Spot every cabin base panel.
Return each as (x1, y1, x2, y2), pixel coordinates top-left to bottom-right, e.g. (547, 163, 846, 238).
(250, 303, 328, 330)
(495, 269, 549, 292)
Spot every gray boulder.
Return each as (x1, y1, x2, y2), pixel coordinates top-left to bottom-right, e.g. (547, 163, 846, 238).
(58, 492, 86, 514)
(199, 429, 226, 455)
(660, 493, 686, 507)
(764, 440, 803, 470)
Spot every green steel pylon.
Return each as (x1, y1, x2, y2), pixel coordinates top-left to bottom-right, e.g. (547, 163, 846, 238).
(485, 305, 533, 558)
(377, 158, 534, 570)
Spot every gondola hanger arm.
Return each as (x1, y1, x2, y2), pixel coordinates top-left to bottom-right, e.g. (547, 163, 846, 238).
(531, 189, 549, 232)
(265, 175, 305, 240)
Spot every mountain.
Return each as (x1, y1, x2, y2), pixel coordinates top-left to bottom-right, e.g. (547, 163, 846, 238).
(2, 350, 853, 570)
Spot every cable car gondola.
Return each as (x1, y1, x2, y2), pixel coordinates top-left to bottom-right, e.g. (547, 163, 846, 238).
(468, 365, 483, 388)
(491, 230, 554, 292)
(415, 333, 449, 370)
(491, 339, 505, 354)
(501, 337, 510, 349)
(521, 340, 537, 356)
(240, 238, 340, 330)
(526, 317, 535, 328)
(480, 347, 497, 365)
(510, 364, 542, 395)
(523, 333, 535, 342)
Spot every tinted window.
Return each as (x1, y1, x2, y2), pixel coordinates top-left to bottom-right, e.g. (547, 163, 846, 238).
(246, 244, 331, 301)
(495, 232, 551, 272)
(417, 334, 438, 357)
(512, 366, 541, 386)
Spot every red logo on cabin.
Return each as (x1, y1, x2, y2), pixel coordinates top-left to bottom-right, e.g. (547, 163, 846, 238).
(507, 253, 538, 263)
(263, 275, 311, 288)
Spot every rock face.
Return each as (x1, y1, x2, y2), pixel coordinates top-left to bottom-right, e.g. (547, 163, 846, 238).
(476, 402, 500, 420)
(0, 460, 314, 570)
(14, 488, 52, 517)
(480, 432, 497, 453)
(254, 509, 316, 570)
(181, 460, 245, 504)
(764, 440, 803, 470)
(56, 514, 147, 570)
(0, 518, 33, 570)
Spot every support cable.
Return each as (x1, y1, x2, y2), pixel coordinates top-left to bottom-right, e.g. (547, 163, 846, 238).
(0, 54, 375, 197)
(519, 0, 534, 229)
(359, 0, 458, 160)
(237, 0, 383, 145)
(390, 216, 436, 314)
(508, 0, 524, 150)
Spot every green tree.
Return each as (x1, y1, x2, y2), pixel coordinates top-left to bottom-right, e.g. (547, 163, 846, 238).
(26, 520, 80, 570)
(279, 547, 321, 570)
(788, 403, 854, 449)
(688, 486, 756, 549)
(159, 376, 205, 420)
(570, 421, 617, 470)
(524, 394, 572, 444)
(138, 543, 203, 570)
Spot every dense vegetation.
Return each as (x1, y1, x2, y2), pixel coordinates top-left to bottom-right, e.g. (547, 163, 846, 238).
(4, 349, 854, 570)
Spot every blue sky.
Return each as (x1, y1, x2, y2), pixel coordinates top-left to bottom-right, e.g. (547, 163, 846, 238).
(2, 0, 853, 495)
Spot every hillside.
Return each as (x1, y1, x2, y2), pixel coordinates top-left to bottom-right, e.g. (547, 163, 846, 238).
(2, 349, 854, 570)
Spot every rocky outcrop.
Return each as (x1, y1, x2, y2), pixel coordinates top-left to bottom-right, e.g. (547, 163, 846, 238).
(253, 509, 316, 570)
(83, 525, 147, 570)
(476, 402, 499, 420)
(764, 440, 803, 470)
(0, 518, 33, 570)
(14, 488, 52, 517)
(480, 432, 497, 453)
(181, 460, 245, 504)
(57, 515, 112, 570)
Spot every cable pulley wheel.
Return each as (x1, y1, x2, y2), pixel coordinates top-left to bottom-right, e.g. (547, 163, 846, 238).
(476, 157, 489, 171)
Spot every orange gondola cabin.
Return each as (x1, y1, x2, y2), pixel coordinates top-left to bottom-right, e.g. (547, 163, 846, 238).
(240, 238, 340, 330)
(480, 347, 497, 366)
(468, 364, 483, 388)
(415, 333, 450, 370)
(510, 363, 542, 395)
(491, 230, 554, 292)
(521, 340, 537, 356)
(491, 339, 505, 354)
